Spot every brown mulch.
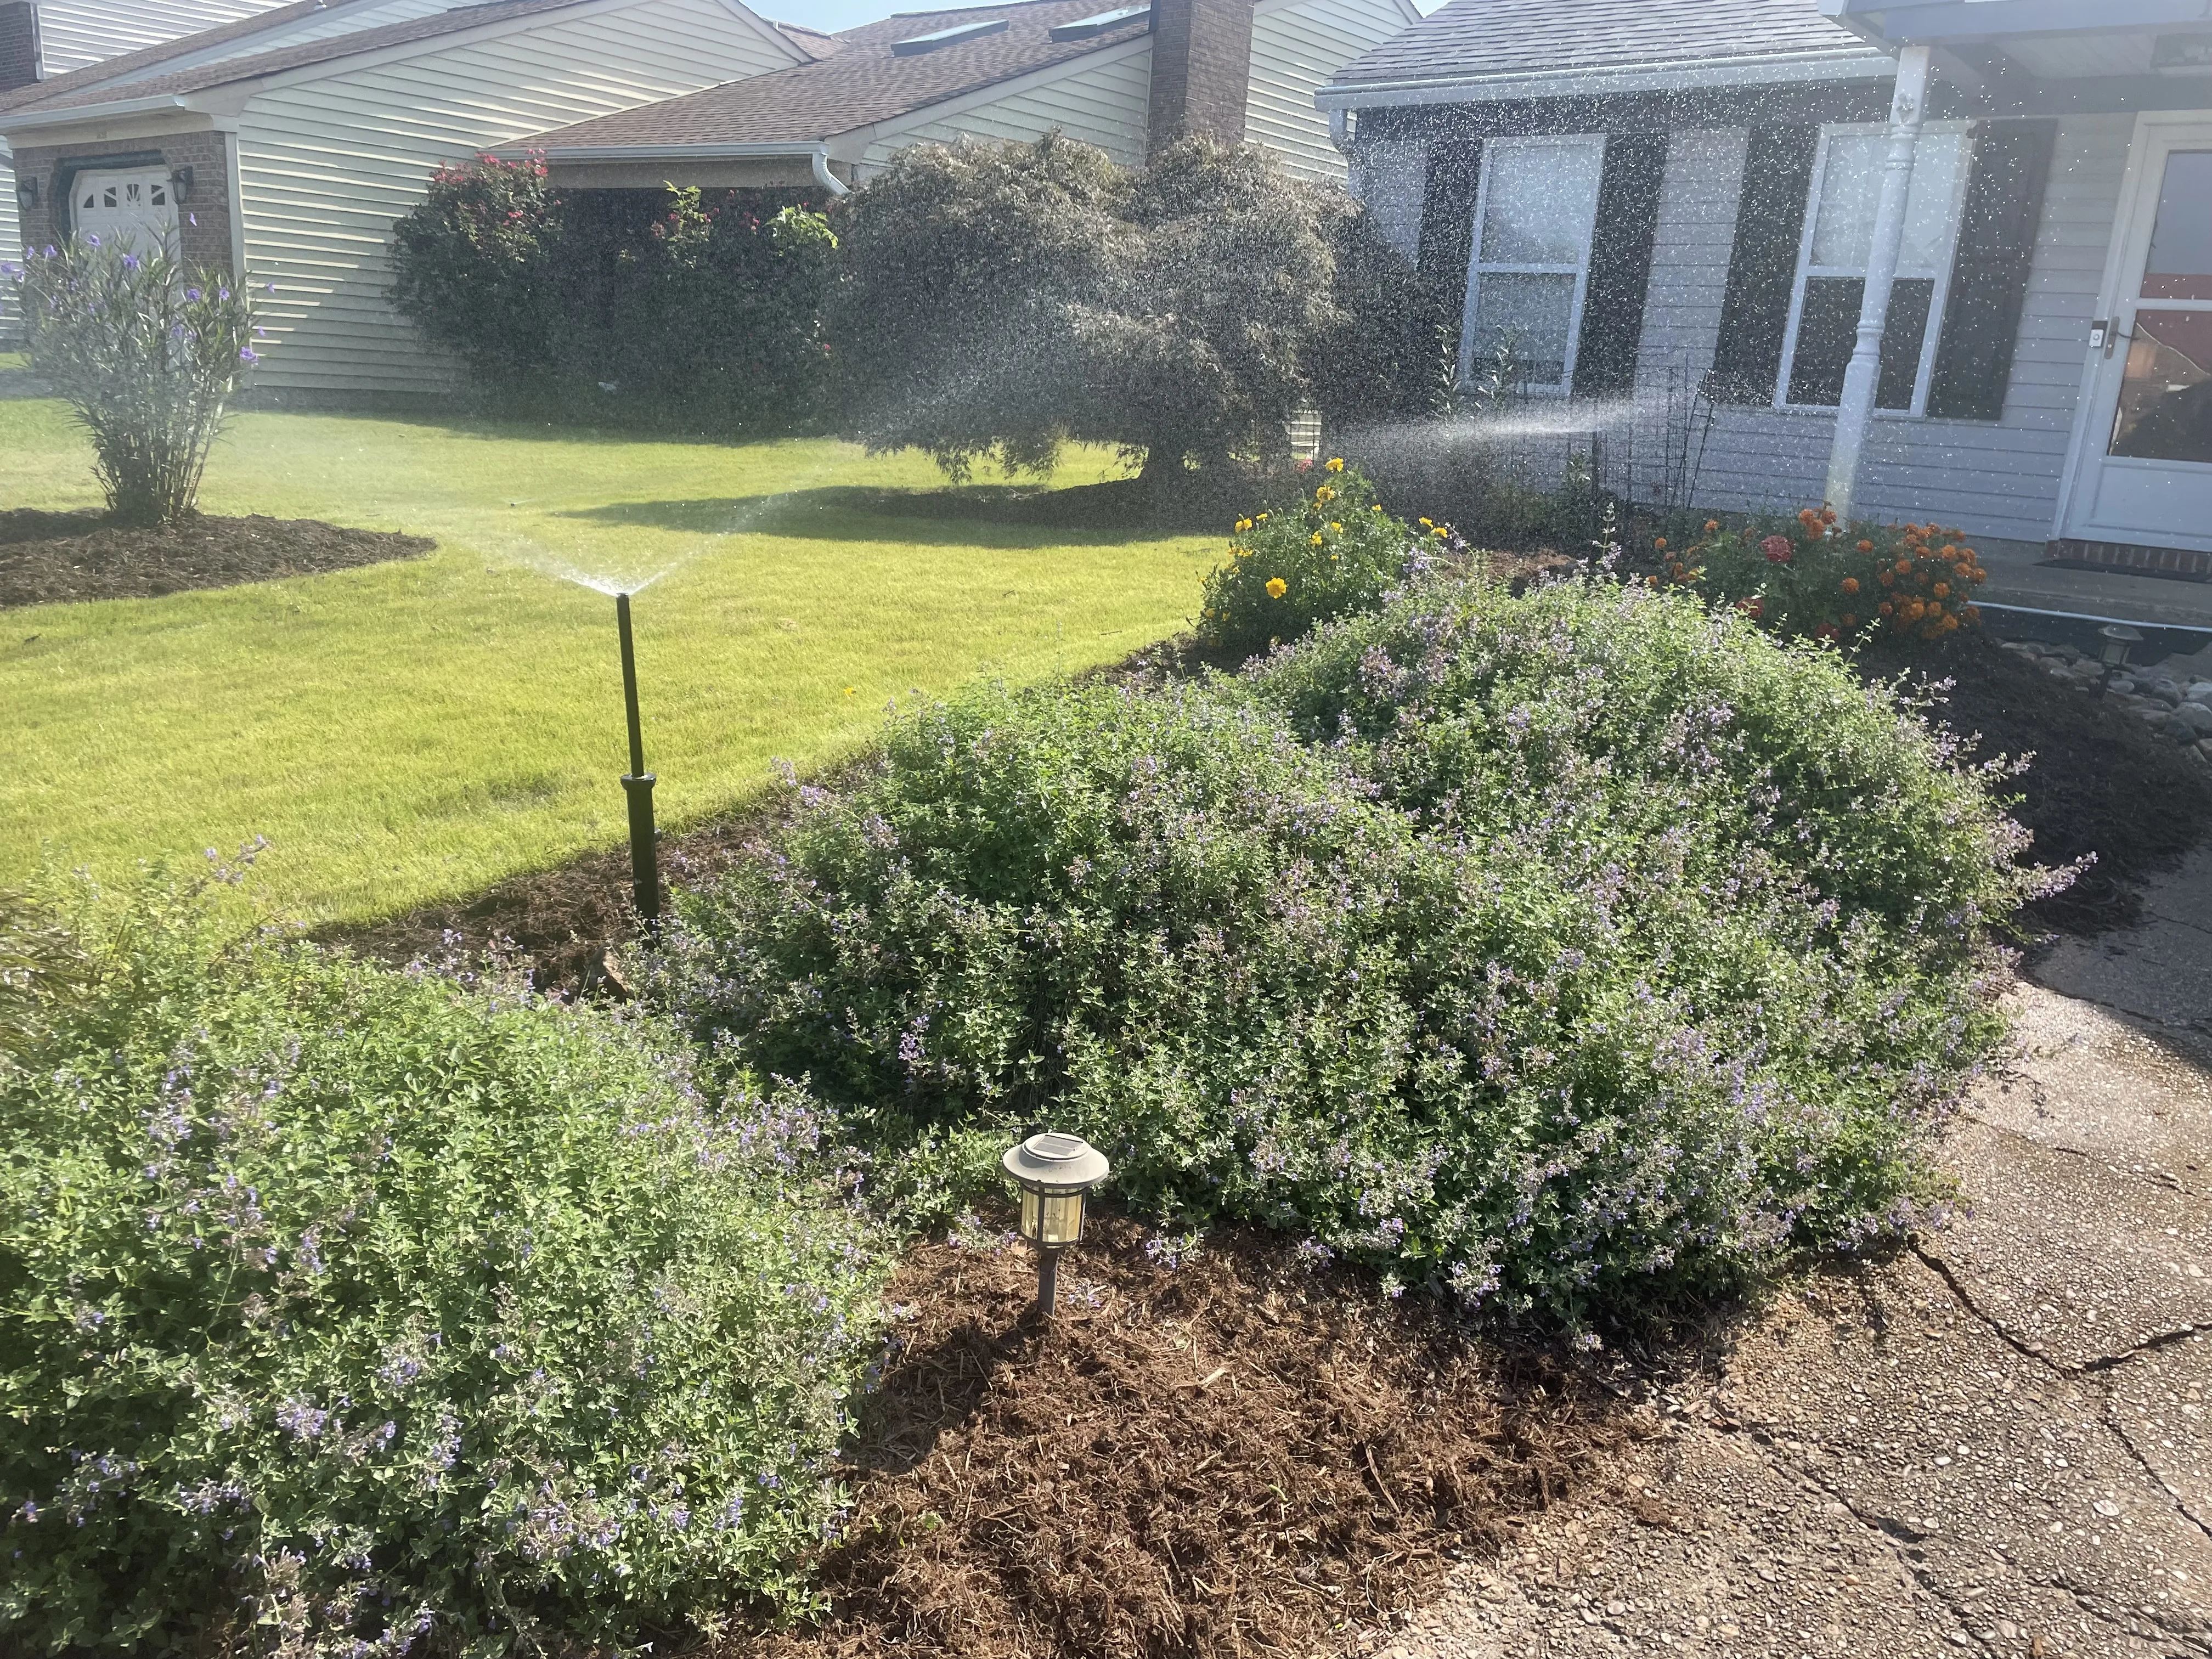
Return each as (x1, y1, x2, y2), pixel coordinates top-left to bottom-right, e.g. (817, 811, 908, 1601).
(0, 509, 435, 608)
(733, 1216, 1639, 1659)
(1857, 631, 2212, 934)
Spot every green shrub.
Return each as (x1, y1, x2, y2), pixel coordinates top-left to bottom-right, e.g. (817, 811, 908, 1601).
(653, 575, 2053, 1330)
(7, 240, 256, 524)
(1650, 508, 1989, 646)
(387, 156, 835, 434)
(1195, 458, 1436, 659)
(0, 870, 885, 1655)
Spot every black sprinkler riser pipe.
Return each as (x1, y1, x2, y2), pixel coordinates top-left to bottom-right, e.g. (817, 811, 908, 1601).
(614, 593, 661, 928)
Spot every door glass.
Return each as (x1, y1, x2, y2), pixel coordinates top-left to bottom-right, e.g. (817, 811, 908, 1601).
(2110, 309, 2212, 462)
(2111, 149, 2212, 462)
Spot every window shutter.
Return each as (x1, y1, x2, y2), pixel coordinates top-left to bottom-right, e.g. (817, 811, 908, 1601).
(1573, 131, 1669, 398)
(1709, 125, 1818, 404)
(1415, 137, 1482, 295)
(1926, 119, 2056, 421)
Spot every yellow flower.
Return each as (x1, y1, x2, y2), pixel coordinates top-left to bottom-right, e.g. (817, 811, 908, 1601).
(1265, 577, 1287, 599)
(1329, 522, 1342, 533)
(1325, 456, 1345, 472)
(1311, 533, 1324, 546)
(1371, 504, 1383, 513)
(1256, 512, 1269, 522)
(843, 686, 855, 696)
(1431, 526, 1447, 538)
(1234, 518, 1252, 533)
(1419, 517, 1433, 528)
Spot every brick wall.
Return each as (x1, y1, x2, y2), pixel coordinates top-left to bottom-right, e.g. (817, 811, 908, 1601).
(0, 3, 38, 93)
(13, 129, 235, 271)
(1147, 0, 1253, 157)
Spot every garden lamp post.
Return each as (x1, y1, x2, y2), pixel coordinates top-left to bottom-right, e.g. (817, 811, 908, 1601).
(614, 592, 660, 928)
(2100, 624, 2143, 669)
(1002, 1131, 1110, 1319)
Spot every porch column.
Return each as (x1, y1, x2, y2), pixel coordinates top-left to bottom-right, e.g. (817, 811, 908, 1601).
(1824, 41, 1933, 522)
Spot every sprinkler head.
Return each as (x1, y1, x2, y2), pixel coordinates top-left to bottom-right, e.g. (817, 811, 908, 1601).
(615, 593, 661, 928)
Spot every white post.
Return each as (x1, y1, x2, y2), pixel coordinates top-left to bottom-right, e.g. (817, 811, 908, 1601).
(1824, 41, 1932, 523)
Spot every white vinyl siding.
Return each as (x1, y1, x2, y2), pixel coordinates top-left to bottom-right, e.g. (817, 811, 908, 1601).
(1651, 115, 2133, 545)
(34, 0, 294, 75)
(1, 145, 16, 337)
(136, 0, 477, 81)
(858, 43, 1155, 173)
(234, 0, 800, 394)
(1244, 0, 1406, 182)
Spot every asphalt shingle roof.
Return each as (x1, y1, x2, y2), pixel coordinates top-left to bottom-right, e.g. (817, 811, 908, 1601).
(1330, 0, 1878, 89)
(516, 0, 1157, 150)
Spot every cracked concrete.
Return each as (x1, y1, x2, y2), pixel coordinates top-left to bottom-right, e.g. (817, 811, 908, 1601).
(1355, 856, 2212, 1659)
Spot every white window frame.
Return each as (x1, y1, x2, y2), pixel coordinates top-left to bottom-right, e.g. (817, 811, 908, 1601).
(1459, 133, 1607, 398)
(1774, 121, 1976, 418)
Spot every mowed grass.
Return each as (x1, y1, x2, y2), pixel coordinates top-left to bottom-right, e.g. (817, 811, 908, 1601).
(0, 395, 1218, 923)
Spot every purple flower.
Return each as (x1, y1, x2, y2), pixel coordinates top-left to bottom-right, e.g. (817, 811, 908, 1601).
(239, 347, 259, 364)
(121, 254, 139, 270)
(185, 287, 201, 301)
(84, 234, 99, 247)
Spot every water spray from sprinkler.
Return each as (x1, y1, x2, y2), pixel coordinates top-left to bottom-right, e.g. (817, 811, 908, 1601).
(614, 592, 660, 930)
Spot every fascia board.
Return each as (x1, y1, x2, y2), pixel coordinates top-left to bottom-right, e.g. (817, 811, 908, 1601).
(850, 30, 1152, 148)
(1826, 0, 2210, 44)
(1, 93, 195, 134)
(1317, 49, 1898, 109)
(524, 139, 831, 159)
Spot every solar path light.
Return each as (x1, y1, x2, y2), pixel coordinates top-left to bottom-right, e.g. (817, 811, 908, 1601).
(1002, 1131, 1110, 1319)
(2100, 623, 2143, 669)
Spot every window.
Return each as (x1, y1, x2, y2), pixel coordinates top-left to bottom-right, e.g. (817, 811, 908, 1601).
(1776, 123, 1973, 415)
(1459, 135, 1605, 394)
(2109, 148, 2212, 464)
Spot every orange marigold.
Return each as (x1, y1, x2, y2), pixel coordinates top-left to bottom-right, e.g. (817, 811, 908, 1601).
(1856, 539, 1874, 552)
(1841, 577, 1860, 595)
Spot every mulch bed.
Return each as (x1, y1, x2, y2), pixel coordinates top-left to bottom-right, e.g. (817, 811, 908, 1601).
(0, 509, 435, 608)
(730, 1216, 1639, 1659)
(1858, 631, 2212, 933)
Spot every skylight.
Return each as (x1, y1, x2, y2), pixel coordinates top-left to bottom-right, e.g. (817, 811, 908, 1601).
(891, 17, 1009, 53)
(1048, 3, 1150, 40)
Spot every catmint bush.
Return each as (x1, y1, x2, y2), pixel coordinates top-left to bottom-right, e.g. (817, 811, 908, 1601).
(655, 575, 2059, 1330)
(7, 239, 258, 524)
(0, 871, 885, 1655)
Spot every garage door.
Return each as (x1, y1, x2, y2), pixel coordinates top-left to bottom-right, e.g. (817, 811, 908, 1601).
(72, 167, 177, 253)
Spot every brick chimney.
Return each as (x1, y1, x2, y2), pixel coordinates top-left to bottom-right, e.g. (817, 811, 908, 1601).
(0, 3, 40, 92)
(1145, 0, 1251, 157)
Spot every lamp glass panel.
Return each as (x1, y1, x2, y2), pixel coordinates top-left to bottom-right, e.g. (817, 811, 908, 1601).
(1018, 1185, 1042, 1241)
(1037, 1191, 1086, 1246)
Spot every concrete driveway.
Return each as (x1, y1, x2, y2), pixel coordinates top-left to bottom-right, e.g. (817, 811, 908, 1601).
(1367, 850, 2212, 1659)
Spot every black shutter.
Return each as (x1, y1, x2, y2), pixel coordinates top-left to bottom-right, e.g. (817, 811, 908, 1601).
(1709, 124, 1818, 405)
(1573, 131, 1669, 398)
(1415, 137, 1482, 296)
(1927, 119, 2057, 421)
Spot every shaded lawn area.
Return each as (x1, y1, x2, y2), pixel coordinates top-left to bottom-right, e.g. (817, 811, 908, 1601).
(0, 396, 1217, 923)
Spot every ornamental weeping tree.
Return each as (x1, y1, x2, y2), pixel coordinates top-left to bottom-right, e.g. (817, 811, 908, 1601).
(8, 238, 258, 525)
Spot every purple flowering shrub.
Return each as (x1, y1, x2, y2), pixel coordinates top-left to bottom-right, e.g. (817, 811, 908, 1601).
(8, 238, 256, 524)
(0, 872, 884, 1655)
(656, 575, 2054, 1330)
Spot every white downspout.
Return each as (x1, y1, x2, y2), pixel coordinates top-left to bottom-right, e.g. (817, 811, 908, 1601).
(810, 148, 848, 197)
(1824, 41, 1931, 522)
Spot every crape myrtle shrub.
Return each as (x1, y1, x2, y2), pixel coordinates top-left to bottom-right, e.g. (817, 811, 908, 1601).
(653, 577, 2057, 1328)
(388, 154, 836, 433)
(0, 870, 885, 1656)
(826, 133, 1432, 483)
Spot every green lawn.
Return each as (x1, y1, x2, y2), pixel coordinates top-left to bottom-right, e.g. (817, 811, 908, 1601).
(0, 395, 1218, 923)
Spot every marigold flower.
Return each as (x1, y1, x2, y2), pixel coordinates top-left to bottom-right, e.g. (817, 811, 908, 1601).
(1315, 484, 1335, 503)
(1797, 508, 1820, 527)
(1894, 559, 1913, 574)
(1857, 539, 1874, 553)
(1266, 577, 1287, 599)
(1932, 582, 1950, 599)
(1654, 537, 1667, 550)
(1704, 520, 1719, 532)
(1325, 456, 1345, 472)
(1878, 601, 1894, 616)
(1762, 534, 1793, 563)
(1310, 533, 1324, 546)
(1841, 577, 1860, 595)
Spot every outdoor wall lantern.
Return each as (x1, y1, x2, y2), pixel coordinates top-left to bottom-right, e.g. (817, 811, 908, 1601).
(2100, 623, 2143, 668)
(14, 174, 36, 208)
(168, 166, 195, 205)
(1002, 1130, 1110, 1319)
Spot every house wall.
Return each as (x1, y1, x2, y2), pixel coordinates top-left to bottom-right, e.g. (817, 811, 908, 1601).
(233, 0, 800, 396)
(1647, 114, 2133, 542)
(857, 43, 1156, 172)
(1244, 0, 1409, 183)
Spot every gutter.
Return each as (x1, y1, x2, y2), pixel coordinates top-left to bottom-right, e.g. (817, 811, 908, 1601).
(0, 93, 194, 133)
(1316, 49, 1898, 111)
(517, 139, 849, 194)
